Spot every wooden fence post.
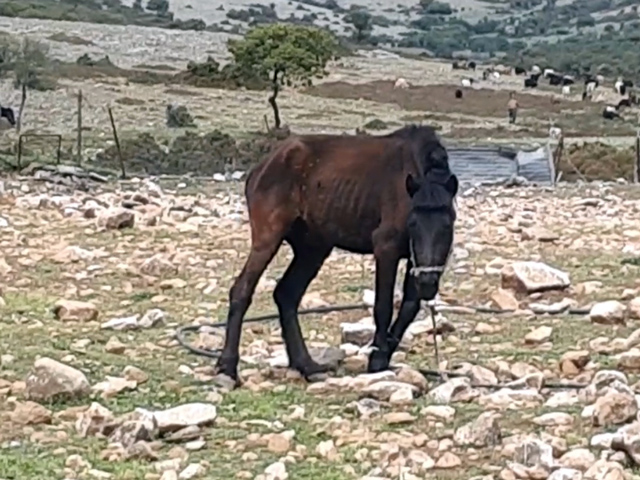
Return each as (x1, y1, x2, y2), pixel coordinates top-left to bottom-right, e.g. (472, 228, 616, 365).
(635, 129, 640, 184)
(77, 90, 83, 165)
(107, 107, 126, 179)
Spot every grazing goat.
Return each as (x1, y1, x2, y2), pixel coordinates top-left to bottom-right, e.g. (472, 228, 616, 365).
(562, 85, 571, 96)
(603, 105, 621, 120)
(455, 89, 463, 99)
(617, 98, 631, 109)
(524, 77, 538, 88)
(549, 126, 562, 139)
(514, 66, 526, 75)
(531, 65, 541, 75)
(0, 105, 15, 129)
(394, 78, 409, 89)
(461, 78, 474, 87)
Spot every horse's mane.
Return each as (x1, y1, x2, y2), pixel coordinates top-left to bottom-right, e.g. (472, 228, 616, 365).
(383, 124, 448, 174)
(413, 167, 457, 211)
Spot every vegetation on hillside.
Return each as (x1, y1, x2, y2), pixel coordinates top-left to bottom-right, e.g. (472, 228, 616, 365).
(2, 0, 640, 77)
(0, 0, 205, 30)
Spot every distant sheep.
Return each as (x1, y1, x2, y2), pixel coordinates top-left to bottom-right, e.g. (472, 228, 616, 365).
(394, 77, 409, 89)
(603, 105, 620, 120)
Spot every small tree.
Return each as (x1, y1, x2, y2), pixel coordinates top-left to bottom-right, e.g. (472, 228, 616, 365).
(344, 10, 372, 43)
(147, 0, 170, 15)
(0, 36, 49, 132)
(228, 24, 339, 129)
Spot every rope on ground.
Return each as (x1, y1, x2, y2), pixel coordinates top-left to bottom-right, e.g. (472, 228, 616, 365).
(174, 301, 598, 390)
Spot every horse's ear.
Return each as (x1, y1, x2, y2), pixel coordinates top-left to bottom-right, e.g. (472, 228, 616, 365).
(446, 174, 459, 196)
(405, 174, 419, 197)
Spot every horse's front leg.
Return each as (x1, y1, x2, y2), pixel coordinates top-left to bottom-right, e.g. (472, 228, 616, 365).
(367, 244, 399, 373)
(386, 258, 421, 357)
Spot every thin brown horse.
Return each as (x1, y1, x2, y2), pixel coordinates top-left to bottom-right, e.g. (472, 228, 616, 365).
(215, 125, 459, 384)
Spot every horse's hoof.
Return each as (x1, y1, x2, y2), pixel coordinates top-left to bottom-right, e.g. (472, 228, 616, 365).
(306, 372, 330, 383)
(367, 350, 391, 374)
(214, 356, 240, 387)
(294, 360, 333, 380)
(212, 373, 240, 391)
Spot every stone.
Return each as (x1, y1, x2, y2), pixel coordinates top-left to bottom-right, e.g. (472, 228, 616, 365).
(616, 349, 640, 371)
(491, 288, 519, 310)
(420, 405, 455, 422)
(97, 207, 135, 230)
(340, 322, 375, 346)
(105, 337, 127, 354)
(395, 366, 429, 392)
(426, 377, 477, 404)
(558, 448, 596, 471)
(435, 452, 461, 469)
(583, 460, 625, 480)
(513, 438, 554, 470)
(359, 381, 418, 401)
(525, 326, 553, 345)
(315, 439, 338, 460)
(479, 388, 543, 410)
(267, 431, 294, 453)
(629, 297, 640, 320)
(383, 412, 415, 424)
(453, 411, 502, 447)
(52, 299, 99, 322)
(140, 309, 166, 328)
(501, 261, 570, 294)
(123, 366, 149, 384)
(560, 351, 591, 377)
(25, 357, 91, 402)
(522, 227, 559, 242)
(590, 301, 626, 325)
(110, 416, 158, 449)
(532, 412, 574, 427)
(152, 403, 217, 433)
(548, 468, 583, 480)
(179, 463, 205, 479)
(592, 391, 638, 426)
(309, 347, 345, 370)
(76, 402, 115, 437)
(12, 401, 52, 425)
(92, 376, 137, 398)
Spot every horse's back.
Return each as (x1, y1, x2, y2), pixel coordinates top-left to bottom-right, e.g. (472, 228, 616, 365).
(246, 133, 403, 201)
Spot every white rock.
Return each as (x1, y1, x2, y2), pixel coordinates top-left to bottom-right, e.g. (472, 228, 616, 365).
(590, 301, 627, 325)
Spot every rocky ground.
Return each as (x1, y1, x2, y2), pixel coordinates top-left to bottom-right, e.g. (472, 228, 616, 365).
(1, 174, 640, 479)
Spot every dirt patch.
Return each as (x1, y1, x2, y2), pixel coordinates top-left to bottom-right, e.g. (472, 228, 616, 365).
(305, 81, 599, 119)
(46, 32, 94, 46)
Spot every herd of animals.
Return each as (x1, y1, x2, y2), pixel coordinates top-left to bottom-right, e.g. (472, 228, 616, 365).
(451, 60, 638, 121)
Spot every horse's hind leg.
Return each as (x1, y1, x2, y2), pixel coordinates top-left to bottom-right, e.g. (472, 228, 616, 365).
(274, 238, 333, 379)
(215, 220, 285, 382)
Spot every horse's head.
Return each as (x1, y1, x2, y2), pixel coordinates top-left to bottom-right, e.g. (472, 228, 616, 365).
(405, 169, 458, 301)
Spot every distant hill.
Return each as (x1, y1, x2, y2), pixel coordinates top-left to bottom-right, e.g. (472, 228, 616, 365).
(2, 0, 640, 77)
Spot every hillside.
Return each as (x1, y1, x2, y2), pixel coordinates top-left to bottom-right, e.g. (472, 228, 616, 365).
(2, 0, 640, 76)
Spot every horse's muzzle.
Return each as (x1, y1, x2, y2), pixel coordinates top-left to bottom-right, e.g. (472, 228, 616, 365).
(415, 273, 439, 300)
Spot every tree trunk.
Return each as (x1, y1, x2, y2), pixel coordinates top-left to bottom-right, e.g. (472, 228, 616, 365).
(268, 69, 281, 129)
(17, 83, 27, 134)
